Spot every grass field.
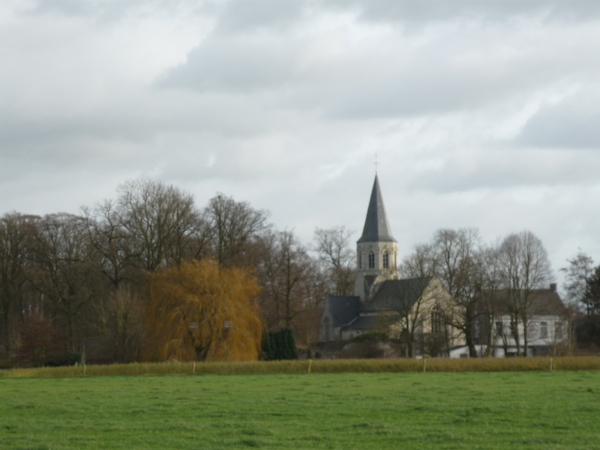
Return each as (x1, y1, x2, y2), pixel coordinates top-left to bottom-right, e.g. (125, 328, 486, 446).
(1, 372, 599, 449)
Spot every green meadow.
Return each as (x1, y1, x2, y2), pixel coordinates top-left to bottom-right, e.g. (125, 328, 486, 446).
(1, 371, 599, 449)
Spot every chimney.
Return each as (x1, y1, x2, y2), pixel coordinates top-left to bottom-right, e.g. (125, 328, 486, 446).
(550, 283, 557, 292)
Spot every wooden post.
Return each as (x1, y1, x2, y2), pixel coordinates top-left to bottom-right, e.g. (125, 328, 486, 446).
(423, 358, 426, 372)
(308, 359, 312, 374)
(82, 340, 86, 376)
(193, 361, 196, 375)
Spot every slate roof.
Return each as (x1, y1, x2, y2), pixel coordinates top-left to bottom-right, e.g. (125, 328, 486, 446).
(357, 175, 397, 243)
(343, 315, 380, 331)
(488, 287, 566, 316)
(361, 277, 433, 313)
(326, 296, 361, 327)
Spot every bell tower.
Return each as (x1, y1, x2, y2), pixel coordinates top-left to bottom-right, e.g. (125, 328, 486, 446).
(354, 174, 398, 301)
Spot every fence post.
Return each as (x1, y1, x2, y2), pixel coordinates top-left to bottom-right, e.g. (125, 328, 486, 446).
(82, 340, 86, 376)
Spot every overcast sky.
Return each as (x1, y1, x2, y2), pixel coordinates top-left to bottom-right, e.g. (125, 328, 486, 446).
(2, 0, 600, 283)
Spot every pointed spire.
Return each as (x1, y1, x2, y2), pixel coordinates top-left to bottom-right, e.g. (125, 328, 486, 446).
(357, 175, 396, 243)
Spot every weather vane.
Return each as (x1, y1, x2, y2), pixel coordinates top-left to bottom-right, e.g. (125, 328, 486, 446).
(374, 154, 379, 173)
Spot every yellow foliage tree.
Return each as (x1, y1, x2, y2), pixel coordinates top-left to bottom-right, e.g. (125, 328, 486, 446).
(143, 259, 263, 362)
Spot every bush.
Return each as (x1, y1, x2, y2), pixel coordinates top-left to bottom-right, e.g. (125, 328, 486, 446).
(341, 343, 386, 359)
(575, 316, 600, 350)
(351, 332, 389, 344)
(15, 317, 65, 367)
(262, 328, 298, 360)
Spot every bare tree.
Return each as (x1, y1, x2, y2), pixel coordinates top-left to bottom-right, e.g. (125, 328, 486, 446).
(561, 251, 595, 313)
(105, 287, 145, 362)
(432, 228, 481, 357)
(117, 180, 202, 272)
(30, 213, 99, 351)
(383, 248, 440, 358)
(399, 229, 483, 356)
(204, 194, 268, 267)
(475, 243, 503, 357)
(256, 230, 314, 330)
(0, 213, 37, 355)
(313, 226, 355, 296)
(402, 243, 437, 279)
(498, 231, 552, 356)
(82, 201, 138, 292)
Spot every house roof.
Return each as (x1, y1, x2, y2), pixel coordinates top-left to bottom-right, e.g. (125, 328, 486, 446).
(357, 174, 396, 243)
(487, 287, 566, 316)
(361, 277, 433, 312)
(326, 295, 361, 327)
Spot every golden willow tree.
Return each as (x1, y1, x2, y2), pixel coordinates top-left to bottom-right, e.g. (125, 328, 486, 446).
(143, 259, 263, 362)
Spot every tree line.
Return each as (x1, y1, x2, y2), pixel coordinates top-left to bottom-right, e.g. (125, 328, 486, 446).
(0, 179, 356, 365)
(2, 179, 597, 365)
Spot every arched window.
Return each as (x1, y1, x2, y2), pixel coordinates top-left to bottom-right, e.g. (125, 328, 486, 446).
(431, 307, 443, 333)
(368, 251, 375, 269)
(383, 251, 389, 269)
(358, 250, 362, 269)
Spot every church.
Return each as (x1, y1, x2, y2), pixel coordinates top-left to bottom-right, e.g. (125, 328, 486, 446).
(319, 175, 462, 355)
(320, 175, 568, 359)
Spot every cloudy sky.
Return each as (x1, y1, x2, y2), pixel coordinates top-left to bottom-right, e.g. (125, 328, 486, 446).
(2, 0, 600, 282)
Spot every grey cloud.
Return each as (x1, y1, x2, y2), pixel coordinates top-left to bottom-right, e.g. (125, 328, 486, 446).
(215, 0, 308, 34)
(515, 90, 600, 149)
(281, 39, 593, 119)
(23, 0, 216, 21)
(157, 4, 600, 118)
(157, 35, 300, 93)
(324, 0, 600, 26)
(25, 0, 600, 28)
(408, 149, 600, 193)
(0, 91, 278, 160)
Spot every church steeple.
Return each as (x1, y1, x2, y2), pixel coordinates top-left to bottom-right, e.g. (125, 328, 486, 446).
(357, 174, 396, 244)
(354, 174, 398, 301)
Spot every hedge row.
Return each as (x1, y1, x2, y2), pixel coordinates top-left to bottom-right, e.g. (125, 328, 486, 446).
(1, 356, 600, 378)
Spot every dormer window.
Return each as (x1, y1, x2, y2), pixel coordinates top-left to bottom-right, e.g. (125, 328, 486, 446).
(383, 251, 389, 269)
(368, 251, 375, 269)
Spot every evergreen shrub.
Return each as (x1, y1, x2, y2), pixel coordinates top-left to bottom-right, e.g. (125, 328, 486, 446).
(262, 328, 298, 360)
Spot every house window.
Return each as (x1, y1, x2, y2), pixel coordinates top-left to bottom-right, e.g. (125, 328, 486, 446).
(496, 321, 503, 336)
(432, 309, 443, 333)
(540, 321, 548, 339)
(368, 251, 375, 269)
(383, 251, 389, 269)
(473, 321, 480, 339)
(324, 317, 331, 341)
(554, 322, 563, 340)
